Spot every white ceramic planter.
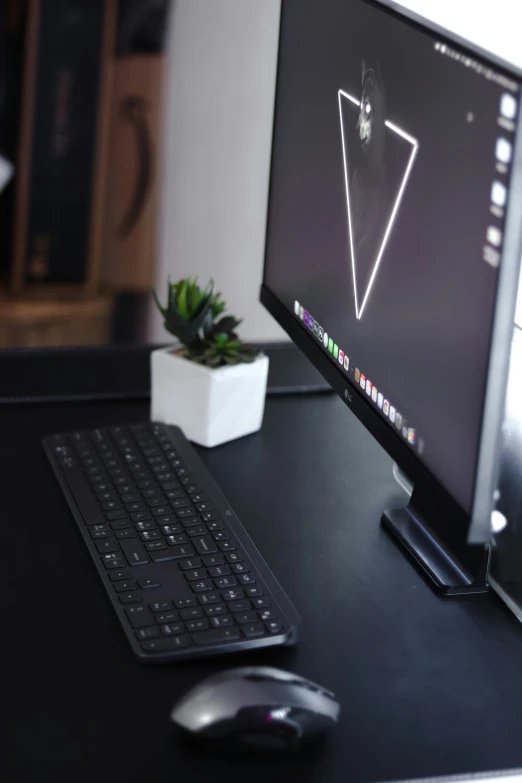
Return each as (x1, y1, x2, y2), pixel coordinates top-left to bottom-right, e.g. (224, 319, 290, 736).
(151, 345, 269, 448)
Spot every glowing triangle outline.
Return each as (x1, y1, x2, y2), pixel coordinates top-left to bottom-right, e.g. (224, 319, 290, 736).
(338, 90, 419, 319)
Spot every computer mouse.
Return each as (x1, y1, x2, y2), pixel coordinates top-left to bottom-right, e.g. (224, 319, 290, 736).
(170, 666, 340, 752)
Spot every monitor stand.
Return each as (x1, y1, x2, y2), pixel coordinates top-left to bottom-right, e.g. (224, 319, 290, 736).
(382, 485, 490, 595)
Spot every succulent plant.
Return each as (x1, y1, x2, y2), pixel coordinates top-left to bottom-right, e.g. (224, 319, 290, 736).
(153, 277, 258, 368)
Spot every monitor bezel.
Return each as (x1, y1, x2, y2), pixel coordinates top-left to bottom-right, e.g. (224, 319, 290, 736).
(260, 0, 522, 545)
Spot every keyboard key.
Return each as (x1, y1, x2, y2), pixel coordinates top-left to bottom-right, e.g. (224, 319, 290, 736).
(225, 552, 242, 563)
(106, 509, 127, 520)
(102, 500, 122, 512)
(166, 534, 188, 546)
(218, 541, 235, 552)
(116, 484, 137, 495)
(186, 619, 209, 633)
(179, 558, 202, 570)
(140, 530, 161, 542)
(235, 611, 257, 624)
(201, 511, 217, 522)
(119, 592, 142, 604)
(210, 615, 234, 629)
(207, 521, 224, 532)
(110, 519, 132, 531)
(251, 596, 270, 608)
(126, 501, 145, 513)
(97, 491, 116, 502)
(113, 580, 137, 592)
(155, 515, 174, 526)
(191, 628, 240, 645)
(138, 578, 161, 589)
(265, 621, 283, 634)
(161, 524, 183, 535)
(145, 541, 166, 552)
(137, 479, 156, 490)
(212, 531, 229, 542)
(195, 502, 212, 513)
(258, 609, 278, 621)
(161, 623, 185, 636)
(193, 536, 218, 556)
(208, 565, 230, 578)
(231, 562, 249, 574)
(184, 569, 208, 582)
(186, 526, 207, 537)
(204, 604, 226, 617)
(135, 521, 155, 532)
(175, 598, 197, 609)
(180, 516, 204, 528)
(125, 605, 153, 628)
(214, 576, 237, 589)
(241, 623, 264, 638)
(197, 592, 220, 605)
(109, 570, 131, 582)
(121, 539, 149, 566)
(122, 493, 140, 503)
(116, 529, 137, 540)
(90, 528, 112, 540)
(155, 611, 178, 624)
(176, 508, 196, 519)
(152, 506, 172, 517)
(135, 627, 160, 641)
(150, 550, 177, 563)
(171, 498, 191, 509)
(166, 490, 185, 501)
(202, 554, 225, 567)
(131, 511, 152, 522)
(149, 601, 172, 612)
(180, 608, 203, 620)
(191, 580, 213, 592)
(159, 481, 178, 491)
(228, 600, 251, 612)
(140, 636, 190, 653)
(221, 589, 244, 601)
(237, 573, 256, 585)
(102, 555, 126, 569)
(163, 544, 195, 560)
(142, 487, 162, 498)
(93, 482, 111, 493)
(146, 492, 168, 513)
(189, 493, 208, 503)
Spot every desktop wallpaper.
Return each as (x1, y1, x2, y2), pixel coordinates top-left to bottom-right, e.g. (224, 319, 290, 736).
(263, 0, 521, 512)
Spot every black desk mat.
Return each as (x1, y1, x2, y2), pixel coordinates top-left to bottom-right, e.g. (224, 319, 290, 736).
(4, 393, 522, 782)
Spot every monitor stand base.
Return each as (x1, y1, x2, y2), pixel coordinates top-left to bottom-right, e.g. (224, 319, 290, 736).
(382, 499, 490, 595)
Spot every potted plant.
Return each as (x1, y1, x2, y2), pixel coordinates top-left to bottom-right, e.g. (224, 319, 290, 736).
(151, 276, 269, 447)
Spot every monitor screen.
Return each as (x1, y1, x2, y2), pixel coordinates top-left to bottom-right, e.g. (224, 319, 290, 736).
(263, 0, 522, 515)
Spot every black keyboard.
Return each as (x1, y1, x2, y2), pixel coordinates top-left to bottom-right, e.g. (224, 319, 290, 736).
(43, 422, 299, 663)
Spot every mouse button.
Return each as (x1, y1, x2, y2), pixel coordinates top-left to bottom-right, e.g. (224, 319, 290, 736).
(238, 732, 291, 751)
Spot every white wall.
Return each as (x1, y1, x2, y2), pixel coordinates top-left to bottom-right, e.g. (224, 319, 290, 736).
(149, 0, 285, 343)
(149, 0, 522, 342)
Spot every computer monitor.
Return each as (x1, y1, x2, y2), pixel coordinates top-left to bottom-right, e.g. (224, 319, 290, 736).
(260, 0, 522, 594)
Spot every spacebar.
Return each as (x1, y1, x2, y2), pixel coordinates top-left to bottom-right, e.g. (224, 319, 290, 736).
(120, 539, 149, 566)
(63, 469, 102, 526)
(191, 628, 240, 645)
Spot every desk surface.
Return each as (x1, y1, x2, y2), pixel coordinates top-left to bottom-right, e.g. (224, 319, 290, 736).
(4, 391, 522, 783)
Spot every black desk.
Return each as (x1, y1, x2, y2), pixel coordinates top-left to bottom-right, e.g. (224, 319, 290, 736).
(4, 354, 522, 782)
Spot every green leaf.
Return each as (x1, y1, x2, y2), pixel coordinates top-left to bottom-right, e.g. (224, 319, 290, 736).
(151, 288, 166, 316)
(176, 279, 189, 319)
(187, 278, 201, 315)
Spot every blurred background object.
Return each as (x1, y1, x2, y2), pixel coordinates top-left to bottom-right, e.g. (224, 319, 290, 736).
(1, 0, 171, 347)
(0, 0, 521, 349)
